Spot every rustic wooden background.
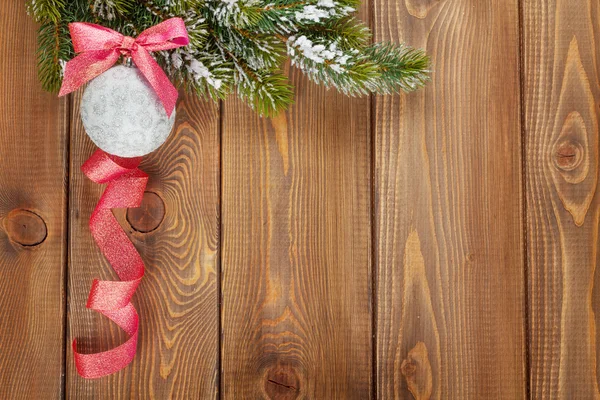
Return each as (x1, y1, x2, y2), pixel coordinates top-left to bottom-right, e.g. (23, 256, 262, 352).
(0, 0, 598, 398)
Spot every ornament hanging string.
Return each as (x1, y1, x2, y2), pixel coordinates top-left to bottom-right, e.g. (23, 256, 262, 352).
(59, 18, 189, 116)
(74, 150, 148, 378)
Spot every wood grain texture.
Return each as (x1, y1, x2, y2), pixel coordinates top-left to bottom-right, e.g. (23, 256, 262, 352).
(0, 4, 69, 399)
(67, 92, 220, 399)
(7, 0, 600, 396)
(522, 0, 600, 398)
(373, 1, 527, 398)
(221, 30, 372, 400)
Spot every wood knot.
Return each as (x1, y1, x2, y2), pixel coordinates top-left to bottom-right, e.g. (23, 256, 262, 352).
(549, 108, 595, 225)
(264, 364, 300, 399)
(401, 342, 433, 400)
(4, 209, 47, 246)
(405, 0, 443, 18)
(554, 139, 583, 171)
(126, 191, 165, 233)
(401, 359, 418, 377)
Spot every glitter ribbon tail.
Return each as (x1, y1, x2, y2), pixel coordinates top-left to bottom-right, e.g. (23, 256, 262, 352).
(73, 149, 148, 379)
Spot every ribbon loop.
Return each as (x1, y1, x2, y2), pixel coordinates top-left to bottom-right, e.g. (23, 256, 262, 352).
(135, 17, 191, 51)
(59, 18, 189, 117)
(69, 22, 124, 52)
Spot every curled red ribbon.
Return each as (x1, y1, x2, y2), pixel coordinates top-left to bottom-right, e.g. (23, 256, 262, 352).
(74, 150, 148, 378)
(59, 18, 189, 117)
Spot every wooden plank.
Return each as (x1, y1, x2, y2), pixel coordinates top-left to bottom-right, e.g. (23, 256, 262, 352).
(0, 4, 69, 399)
(67, 92, 220, 398)
(522, 0, 600, 397)
(373, 1, 527, 398)
(221, 15, 372, 400)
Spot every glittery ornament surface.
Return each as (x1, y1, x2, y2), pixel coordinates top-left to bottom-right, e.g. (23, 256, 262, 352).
(81, 65, 176, 158)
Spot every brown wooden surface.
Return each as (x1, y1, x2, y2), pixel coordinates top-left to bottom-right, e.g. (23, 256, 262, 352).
(221, 68, 372, 400)
(221, 0, 372, 390)
(0, 3, 69, 399)
(523, 0, 600, 398)
(1, 0, 600, 399)
(373, 1, 527, 398)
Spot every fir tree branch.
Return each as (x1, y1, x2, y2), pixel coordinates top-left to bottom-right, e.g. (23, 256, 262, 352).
(29, 0, 429, 113)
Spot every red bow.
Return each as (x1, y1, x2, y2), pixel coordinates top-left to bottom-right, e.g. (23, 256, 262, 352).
(59, 18, 189, 117)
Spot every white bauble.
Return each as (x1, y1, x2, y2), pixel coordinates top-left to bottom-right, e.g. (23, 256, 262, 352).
(80, 65, 176, 158)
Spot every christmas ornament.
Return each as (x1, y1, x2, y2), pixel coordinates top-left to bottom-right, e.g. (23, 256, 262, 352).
(80, 65, 176, 158)
(59, 18, 189, 116)
(57, 18, 189, 379)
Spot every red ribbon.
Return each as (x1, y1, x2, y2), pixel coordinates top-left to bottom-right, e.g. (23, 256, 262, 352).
(59, 18, 189, 117)
(74, 150, 148, 378)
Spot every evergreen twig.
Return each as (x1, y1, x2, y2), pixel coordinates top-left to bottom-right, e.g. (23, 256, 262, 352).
(27, 0, 429, 115)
